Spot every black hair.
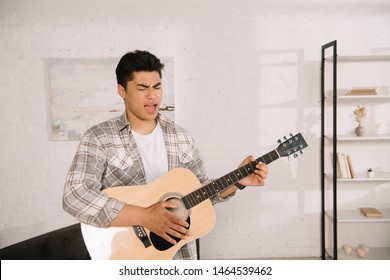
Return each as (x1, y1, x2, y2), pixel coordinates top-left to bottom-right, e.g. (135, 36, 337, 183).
(115, 50, 165, 88)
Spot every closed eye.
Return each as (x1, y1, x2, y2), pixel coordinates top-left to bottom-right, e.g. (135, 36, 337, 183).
(136, 83, 161, 90)
(137, 84, 149, 91)
(153, 83, 162, 89)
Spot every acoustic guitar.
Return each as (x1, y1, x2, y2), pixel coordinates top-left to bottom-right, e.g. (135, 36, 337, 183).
(81, 133, 308, 259)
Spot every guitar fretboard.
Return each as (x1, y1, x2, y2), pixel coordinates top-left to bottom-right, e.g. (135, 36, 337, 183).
(182, 149, 280, 209)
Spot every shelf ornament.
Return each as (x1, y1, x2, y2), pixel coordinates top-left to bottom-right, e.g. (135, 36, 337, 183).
(353, 104, 368, 136)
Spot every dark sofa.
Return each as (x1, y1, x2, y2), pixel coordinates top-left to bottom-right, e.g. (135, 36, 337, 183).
(0, 223, 90, 260)
(0, 223, 201, 260)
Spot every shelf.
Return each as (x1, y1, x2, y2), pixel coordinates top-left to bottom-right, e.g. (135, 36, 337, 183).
(325, 135, 390, 141)
(326, 172, 390, 182)
(326, 247, 390, 260)
(339, 172, 390, 182)
(325, 208, 390, 223)
(325, 55, 390, 62)
(337, 94, 390, 100)
(324, 93, 390, 101)
(338, 135, 390, 141)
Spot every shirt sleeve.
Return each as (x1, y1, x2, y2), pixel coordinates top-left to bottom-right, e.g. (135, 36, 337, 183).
(62, 129, 125, 228)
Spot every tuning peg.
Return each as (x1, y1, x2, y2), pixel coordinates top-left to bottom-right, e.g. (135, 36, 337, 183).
(300, 150, 304, 155)
(277, 139, 282, 144)
(293, 153, 298, 158)
(283, 136, 287, 140)
(290, 133, 293, 137)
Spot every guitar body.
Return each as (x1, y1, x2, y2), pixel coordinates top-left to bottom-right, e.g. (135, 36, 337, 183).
(81, 168, 216, 260)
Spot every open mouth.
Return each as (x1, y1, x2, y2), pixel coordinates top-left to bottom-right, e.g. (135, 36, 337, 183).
(144, 104, 158, 114)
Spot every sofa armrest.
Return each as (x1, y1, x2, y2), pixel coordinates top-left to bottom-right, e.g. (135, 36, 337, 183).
(0, 223, 90, 260)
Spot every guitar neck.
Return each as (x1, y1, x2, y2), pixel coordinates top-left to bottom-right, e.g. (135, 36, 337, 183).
(182, 149, 280, 210)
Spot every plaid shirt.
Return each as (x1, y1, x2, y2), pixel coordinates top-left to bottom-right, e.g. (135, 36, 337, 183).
(63, 112, 228, 260)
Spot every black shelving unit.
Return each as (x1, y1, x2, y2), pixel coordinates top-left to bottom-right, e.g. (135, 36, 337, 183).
(321, 40, 390, 261)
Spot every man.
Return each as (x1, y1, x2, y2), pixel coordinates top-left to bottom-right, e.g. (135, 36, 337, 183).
(62, 50, 268, 260)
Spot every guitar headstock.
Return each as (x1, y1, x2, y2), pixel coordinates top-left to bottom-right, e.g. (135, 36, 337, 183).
(276, 133, 308, 159)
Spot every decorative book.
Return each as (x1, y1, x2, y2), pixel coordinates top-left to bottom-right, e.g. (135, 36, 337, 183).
(336, 153, 355, 179)
(346, 87, 377, 96)
(360, 207, 383, 218)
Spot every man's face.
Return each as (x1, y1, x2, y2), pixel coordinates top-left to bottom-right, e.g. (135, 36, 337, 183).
(118, 71, 162, 125)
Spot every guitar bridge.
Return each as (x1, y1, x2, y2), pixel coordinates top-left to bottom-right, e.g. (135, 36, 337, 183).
(133, 226, 151, 248)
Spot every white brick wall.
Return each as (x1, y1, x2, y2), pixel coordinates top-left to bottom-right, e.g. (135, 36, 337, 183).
(0, 0, 389, 259)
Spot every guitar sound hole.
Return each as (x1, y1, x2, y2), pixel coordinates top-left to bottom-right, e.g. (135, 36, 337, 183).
(150, 217, 191, 251)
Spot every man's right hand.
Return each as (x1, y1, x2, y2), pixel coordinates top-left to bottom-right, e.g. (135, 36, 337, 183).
(140, 201, 192, 244)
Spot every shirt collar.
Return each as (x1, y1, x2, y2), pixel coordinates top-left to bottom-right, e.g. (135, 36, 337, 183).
(118, 112, 129, 131)
(118, 111, 175, 131)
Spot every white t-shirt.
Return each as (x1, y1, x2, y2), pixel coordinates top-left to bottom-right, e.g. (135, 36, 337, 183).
(131, 122, 168, 183)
